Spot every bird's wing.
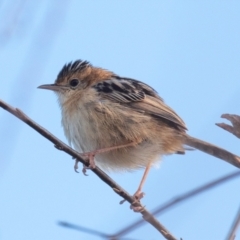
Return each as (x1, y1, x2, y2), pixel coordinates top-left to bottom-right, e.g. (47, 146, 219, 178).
(93, 77, 187, 131)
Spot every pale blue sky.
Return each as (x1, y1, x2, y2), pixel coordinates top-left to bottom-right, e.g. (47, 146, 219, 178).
(0, 1, 240, 239)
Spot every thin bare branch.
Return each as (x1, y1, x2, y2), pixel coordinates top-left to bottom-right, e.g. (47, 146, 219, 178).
(226, 206, 240, 240)
(58, 221, 142, 240)
(58, 221, 110, 239)
(0, 98, 177, 240)
(216, 114, 240, 139)
(110, 171, 240, 238)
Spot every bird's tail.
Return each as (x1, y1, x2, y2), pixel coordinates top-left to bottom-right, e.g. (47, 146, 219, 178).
(184, 134, 240, 168)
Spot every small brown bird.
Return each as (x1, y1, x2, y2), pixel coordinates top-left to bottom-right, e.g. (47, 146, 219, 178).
(38, 60, 188, 199)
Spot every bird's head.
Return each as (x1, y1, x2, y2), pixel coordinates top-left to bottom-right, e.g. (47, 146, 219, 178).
(38, 60, 113, 105)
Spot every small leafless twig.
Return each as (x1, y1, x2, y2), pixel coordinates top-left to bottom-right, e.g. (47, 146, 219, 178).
(58, 221, 138, 240)
(58, 221, 110, 239)
(216, 114, 240, 139)
(226, 206, 240, 240)
(0, 98, 177, 240)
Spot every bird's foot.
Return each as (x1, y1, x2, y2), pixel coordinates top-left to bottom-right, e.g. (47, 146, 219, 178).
(81, 152, 96, 176)
(73, 152, 96, 175)
(133, 189, 145, 201)
(130, 190, 145, 212)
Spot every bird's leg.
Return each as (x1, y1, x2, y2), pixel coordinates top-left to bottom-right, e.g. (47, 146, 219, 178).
(75, 141, 138, 174)
(134, 161, 152, 199)
(130, 162, 152, 212)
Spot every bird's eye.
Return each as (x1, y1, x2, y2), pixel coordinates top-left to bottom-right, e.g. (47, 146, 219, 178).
(69, 79, 79, 88)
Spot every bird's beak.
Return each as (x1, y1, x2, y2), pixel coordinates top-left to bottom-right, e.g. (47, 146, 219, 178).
(38, 84, 62, 91)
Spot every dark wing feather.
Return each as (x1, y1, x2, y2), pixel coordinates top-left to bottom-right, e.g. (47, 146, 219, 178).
(93, 77, 187, 131)
(93, 77, 157, 102)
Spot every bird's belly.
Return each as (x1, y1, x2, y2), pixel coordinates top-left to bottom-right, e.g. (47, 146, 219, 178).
(61, 103, 163, 171)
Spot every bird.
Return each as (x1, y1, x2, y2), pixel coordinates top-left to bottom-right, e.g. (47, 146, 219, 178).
(38, 59, 235, 201)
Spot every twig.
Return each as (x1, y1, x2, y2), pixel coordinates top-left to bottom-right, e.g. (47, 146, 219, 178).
(216, 114, 240, 139)
(58, 221, 146, 240)
(226, 206, 240, 240)
(58, 221, 110, 239)
(110, 171, 240, 238)
(0, 98, 177, 240)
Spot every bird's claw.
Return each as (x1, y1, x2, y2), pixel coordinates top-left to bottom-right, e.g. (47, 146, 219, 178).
(129, 190, 145, 212)
(73, 152, 97, 175)
(74, 159, 79, 173)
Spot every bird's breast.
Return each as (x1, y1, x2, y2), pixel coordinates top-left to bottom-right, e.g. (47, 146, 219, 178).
(61, 101, 99, 153)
